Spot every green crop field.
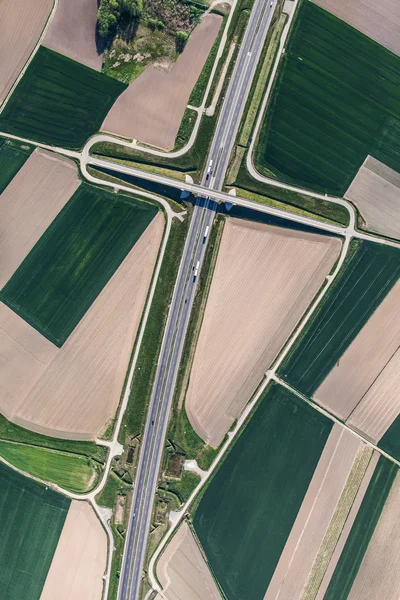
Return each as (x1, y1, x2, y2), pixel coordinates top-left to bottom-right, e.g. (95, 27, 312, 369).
(379, 417, 400, 462)
(0, 442, 99, 493)
(280, 242, 400, 396)
(0, 462, 70, 600)
(193, 382, 332, 600)
(0, 47, 126, 149)
(324, 457, 397, 600)
(0, 138, 33, 192)
(255, 1, 400, 195)
(1, 184, 157, 346)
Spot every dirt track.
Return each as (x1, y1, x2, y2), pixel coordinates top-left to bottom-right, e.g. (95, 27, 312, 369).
(311, 0, 400, 56)
(40, 501, 107, 600)
(0, 0, 53, 104)
(186, 219, 341, 447)
(0, 148, 80, 288)
(156, 522, 222, 600)
(102, 14, 222, 149)
(43, 0, 102, 71)
(345, 156, 400, 239)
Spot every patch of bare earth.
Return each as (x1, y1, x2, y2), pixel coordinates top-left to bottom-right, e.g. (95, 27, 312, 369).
(315, 280, 400, 441)
(311, 0, 400, 56)
(345, 156, 400, 239)
(0, 148, 80, 288)
(0, 0, 53, 104)
(186, 219, 341, 447)
(264, 426, 365, 600)
(346, 471, 400, 600)
(11, 213, 163, 439)
(102, 14, 222, 149)
(43, 0, 102, 71)
(40, 501, 107, 600)
(156, 522, 222, 600)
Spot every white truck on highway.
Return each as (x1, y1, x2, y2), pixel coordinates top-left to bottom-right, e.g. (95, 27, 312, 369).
(193, 260, 200, 280)
(206, 159, 213, 180)
(203, 226, 209, 243)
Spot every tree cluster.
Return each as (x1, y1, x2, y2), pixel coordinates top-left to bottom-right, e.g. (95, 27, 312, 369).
(97, 0, 143, 39)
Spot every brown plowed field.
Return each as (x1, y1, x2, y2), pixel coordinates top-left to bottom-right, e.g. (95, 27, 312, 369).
(0, 303, 57, 419)
(315, 280, 400, 422)
(40, 501, 107, 600)
(0, 148, 80, 288)
(311, 0, 400, 56)
(0, 0, 53, 104)
(347, 471, 400, 600)
(264, 426, 361, 600)
(345, 156, 400, 239)
(12, 214, 163, 439)
(156, 522, 222, 600)
(186, 219, 341, 447)
(43, 0, 102, 71)
(347, 348, 400, 443)
(102, 14, 222, 149)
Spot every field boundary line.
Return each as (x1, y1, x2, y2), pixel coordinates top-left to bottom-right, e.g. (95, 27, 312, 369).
(0, 0, 59, 115)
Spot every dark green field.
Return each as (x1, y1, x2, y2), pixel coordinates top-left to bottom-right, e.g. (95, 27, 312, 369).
(0, 47, 126, 149)
(0, 138, 33, 192)
(0, 462, 70, 600)
(280, 242, 400, 396)
(256, 1, 400, 195)
(379, 417, 400, 462)
(324, 457, 397, 600)
(1, 184, 157, 346)
(193, 382, 332, 600)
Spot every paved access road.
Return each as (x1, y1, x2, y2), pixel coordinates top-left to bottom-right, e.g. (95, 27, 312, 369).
(118, 2, 277, 599)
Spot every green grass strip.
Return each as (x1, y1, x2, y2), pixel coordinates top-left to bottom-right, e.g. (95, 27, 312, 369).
(0, 138, 33, 193)
(324, 456, 397, 600)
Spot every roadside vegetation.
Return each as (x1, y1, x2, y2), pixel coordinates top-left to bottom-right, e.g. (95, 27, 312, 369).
(280, 241, 400, 395)
(255, 1, 400, 195)
(1, 183, 157, 346)
(0, 463, 70, 600)
(324, 457, 397, 600)
(0, 137, 33, 193)
(193, 382, 332, 600)
(0, 47, 126, 149)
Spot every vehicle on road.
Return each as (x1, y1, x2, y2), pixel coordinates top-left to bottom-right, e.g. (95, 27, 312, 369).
(203, 225, 209, 243)
(193, 261, 200, 280)
(206, 159, 213, 180)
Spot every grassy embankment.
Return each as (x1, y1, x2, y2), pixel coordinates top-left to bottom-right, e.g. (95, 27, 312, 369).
(0, 462, 70, 600)
(193, 382, 332, 600)
(1, 183, 157, 346)
(0, 137, 33, 192)
(0, 47, 126, 149)
(254, 1, 400, 196)
(280, 241, 400, 396)
(324, 457, 397, 600)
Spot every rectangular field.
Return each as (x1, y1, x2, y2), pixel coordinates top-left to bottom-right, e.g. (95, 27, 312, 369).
(311, 0, 400, 57)
(193, 382, 332, 600)
(280, 241, 400, 396)
(1, 183, 157, 346)
(255, 1, 400, 195)
(0, 462, 70, 600)
(0, 138, 33, 193)
(0, 46, 126, 149)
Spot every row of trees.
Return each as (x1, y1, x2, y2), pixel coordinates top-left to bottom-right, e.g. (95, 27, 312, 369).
(97, 0, 143, 39)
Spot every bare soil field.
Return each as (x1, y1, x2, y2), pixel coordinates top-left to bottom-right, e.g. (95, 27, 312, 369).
(347, 347, 400, 443)
(315, 280, 400, 421)
(156, 522, 222, 600)
(0, 303, 57, 419)
(102, 14, 222, 149)
(345, 156, 400, 239)
(186, 219, 341, 447)
(315, 451, 380, 599)
(0, 0, 53, 104)
(0, 148, 80, 288)
(347, 471, 400, 600)
(264, 426, 363, 600)
(11, 214, 163, 439)
(40, 500, 107, 600)
(43, 0, 102, 71)
(311, 0, 400, 56)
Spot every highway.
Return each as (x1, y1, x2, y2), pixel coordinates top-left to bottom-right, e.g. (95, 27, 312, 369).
(117, 1, 278, 598)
